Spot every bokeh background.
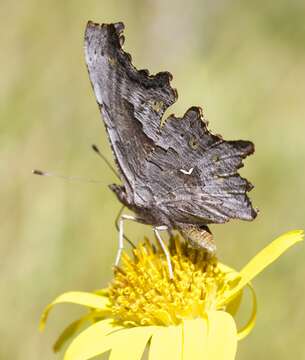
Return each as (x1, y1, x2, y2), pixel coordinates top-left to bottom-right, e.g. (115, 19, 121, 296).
(1, 0, 305, 358)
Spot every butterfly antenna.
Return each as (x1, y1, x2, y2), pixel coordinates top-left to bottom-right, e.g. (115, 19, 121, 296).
(32, 169, 105, 183)
(91, 144, 120, 180)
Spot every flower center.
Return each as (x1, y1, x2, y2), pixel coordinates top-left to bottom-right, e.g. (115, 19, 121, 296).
(108, 237, 231, 326)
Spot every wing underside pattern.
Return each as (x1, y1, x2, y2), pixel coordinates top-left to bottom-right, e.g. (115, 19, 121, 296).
(84, 21, 257, 225)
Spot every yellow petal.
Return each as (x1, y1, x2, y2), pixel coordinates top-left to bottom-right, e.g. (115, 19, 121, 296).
(225, 290, 243, 317)
(64, 319, 122, 360)
(218, 263, 237, 274)
(237, 284, 257, 341)
(108, 327, 156, 360)
(53, 314, 93, 353)
(149, 325, 183, 360)
(207, 311, 237, 360)
(221, 230, 304, 304)
(183, 318, 208, 360)
(40, 292, 109, 330)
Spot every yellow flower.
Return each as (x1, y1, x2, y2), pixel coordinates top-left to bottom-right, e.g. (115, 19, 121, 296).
(40, 230, 303, 360)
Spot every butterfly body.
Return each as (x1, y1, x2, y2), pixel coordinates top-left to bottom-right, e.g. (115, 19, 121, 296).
(84, 21, 257, 253)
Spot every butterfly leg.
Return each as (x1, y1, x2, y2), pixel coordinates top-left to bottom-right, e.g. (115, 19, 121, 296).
(154, 226, 174, 279)
(114, 206, 136, 249)
(115, 214, 139, 266)
(167, 228, 175, 249)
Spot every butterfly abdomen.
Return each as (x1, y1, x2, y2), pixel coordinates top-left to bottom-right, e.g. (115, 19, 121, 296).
(178, 224, 216, 254)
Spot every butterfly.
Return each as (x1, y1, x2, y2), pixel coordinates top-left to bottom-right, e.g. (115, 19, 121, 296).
(84, 21, 257, 276)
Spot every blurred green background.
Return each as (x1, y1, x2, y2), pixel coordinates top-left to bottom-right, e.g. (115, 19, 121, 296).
(1, 0, 305, 359)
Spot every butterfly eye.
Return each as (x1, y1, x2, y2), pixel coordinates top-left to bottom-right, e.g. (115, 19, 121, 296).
(189, 137, 199, 150)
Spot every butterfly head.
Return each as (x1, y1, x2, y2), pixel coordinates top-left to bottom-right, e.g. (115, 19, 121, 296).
(109, 184, 130, 207)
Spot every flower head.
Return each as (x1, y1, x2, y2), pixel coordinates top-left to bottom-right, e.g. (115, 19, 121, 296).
(109, 238, 233, 326)
(41, 230, 303, 360)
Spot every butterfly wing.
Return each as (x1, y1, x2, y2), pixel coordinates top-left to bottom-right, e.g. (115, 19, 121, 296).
(142, 107, 257, 224)
(84, 22, 176, 205)
(84, 21, 257, 223)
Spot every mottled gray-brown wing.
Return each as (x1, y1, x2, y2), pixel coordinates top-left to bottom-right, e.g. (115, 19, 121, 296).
(141, 107, 257, 224)
(84, 21, 257, 223)
(84, 21, 176, 203)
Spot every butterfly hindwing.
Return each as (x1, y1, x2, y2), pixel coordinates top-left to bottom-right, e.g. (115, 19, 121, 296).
(142, 107, 256, 224)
